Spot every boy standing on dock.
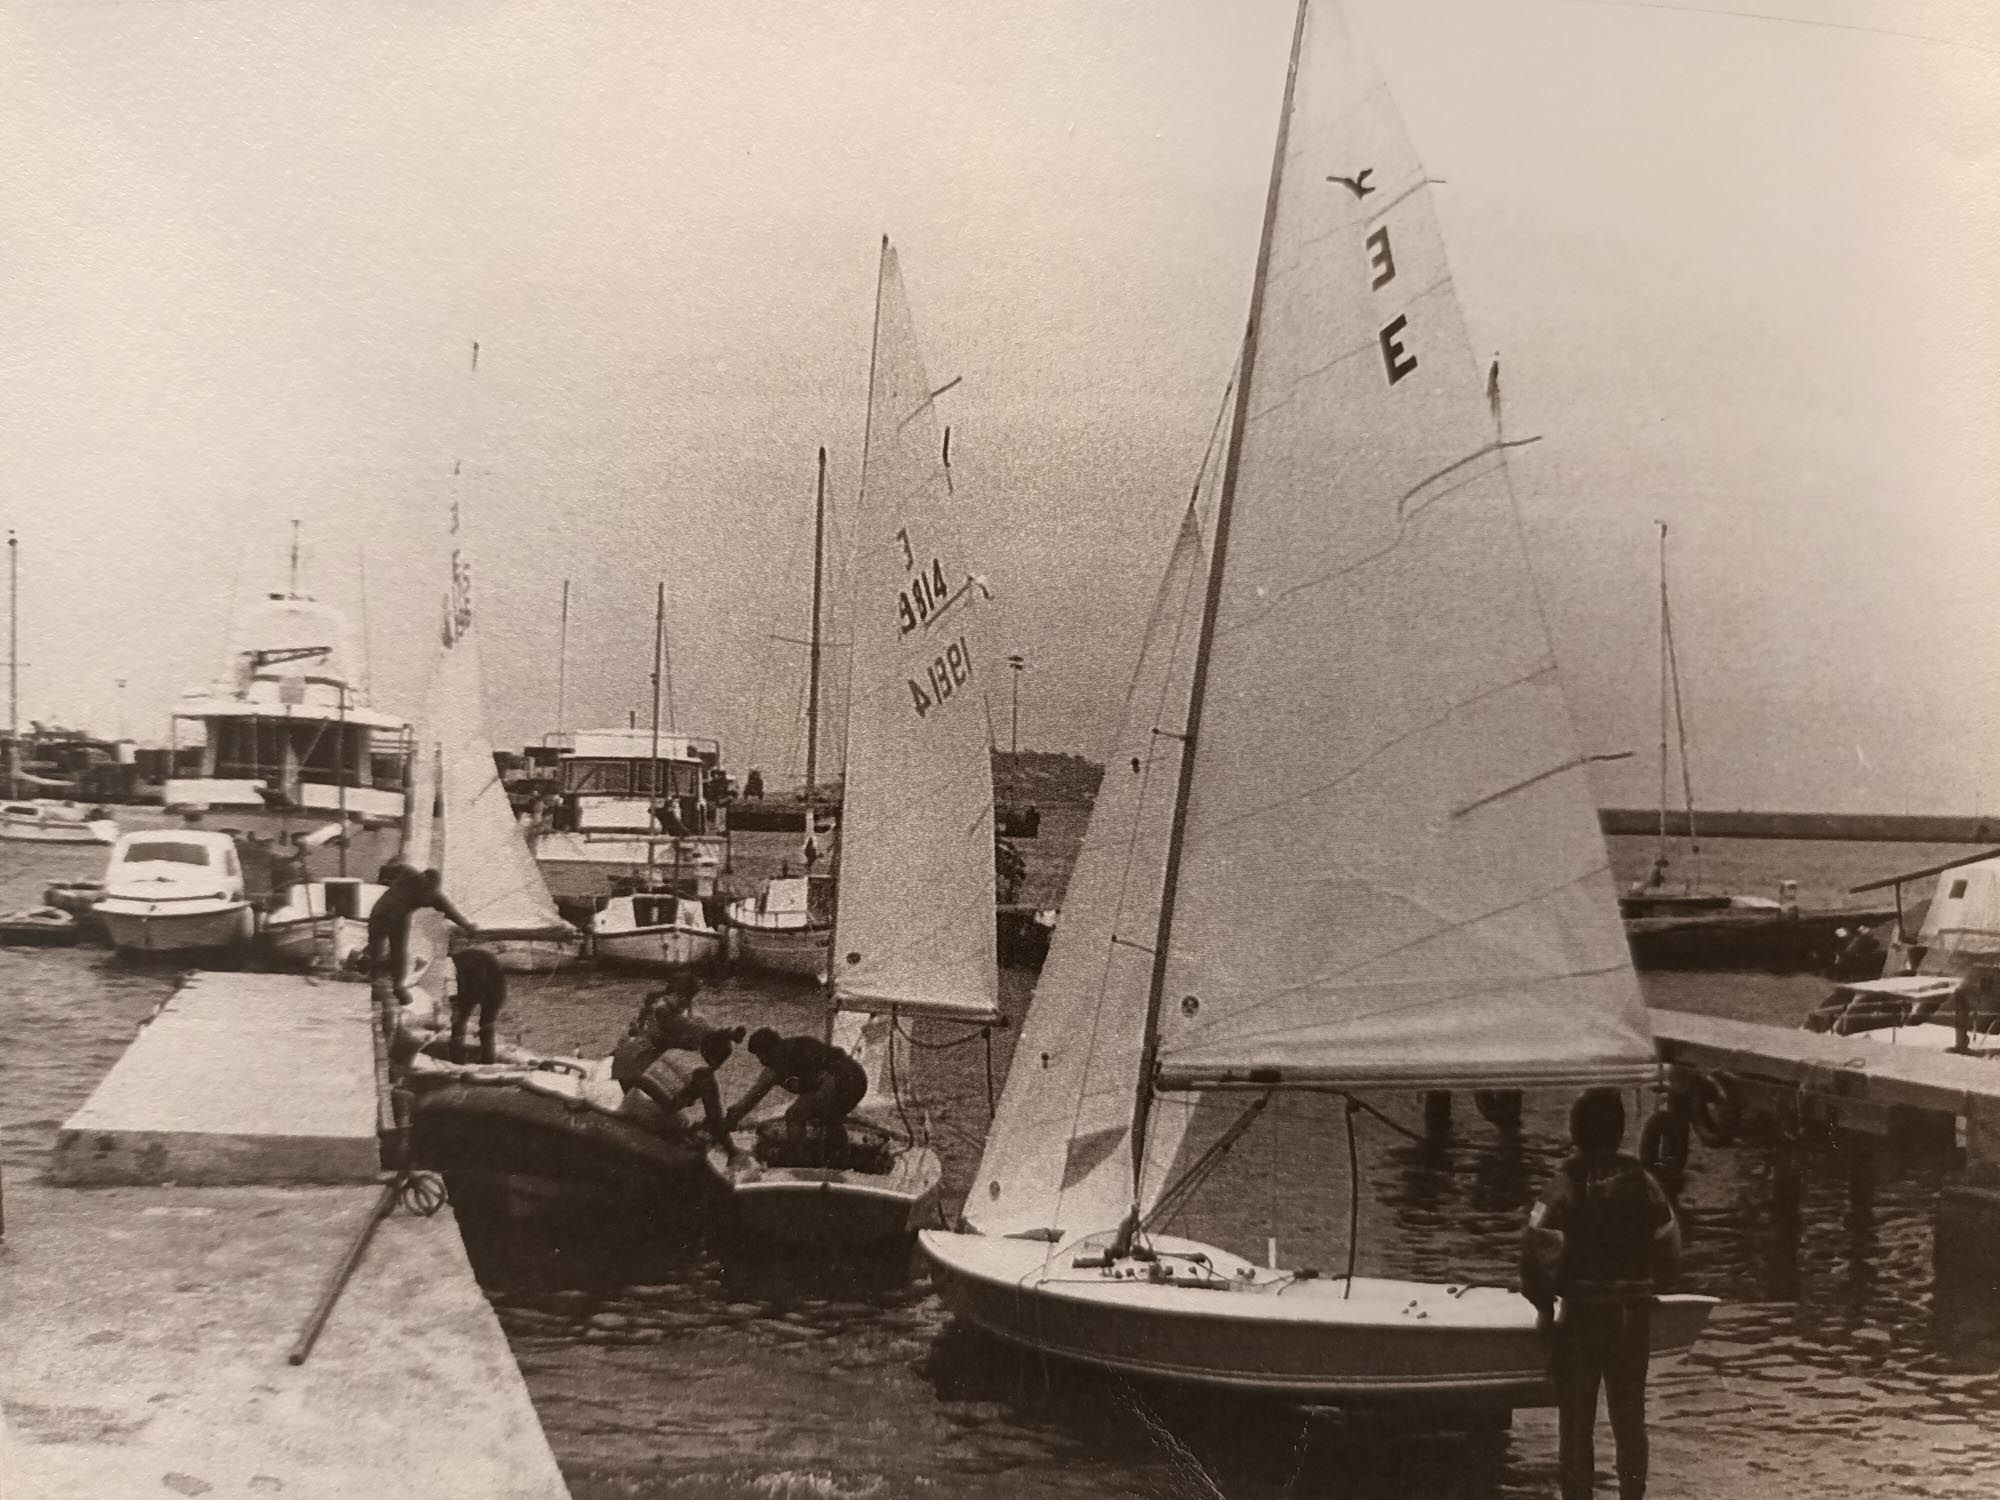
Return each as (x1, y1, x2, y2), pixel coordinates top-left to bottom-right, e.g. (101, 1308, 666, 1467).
(364, 865, 477, 1017)
(1522, 1086, 1682, 1500)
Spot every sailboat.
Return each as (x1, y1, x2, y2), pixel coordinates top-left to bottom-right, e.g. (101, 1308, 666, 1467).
(705, 237, 1003, 1248)
(2, 533, 117, 846)
(424, 503, 582, 973)
(590, 583, 723, 971)
(725, 447, 838, 981)
(919, 0, 1715, 1407)
(1616, 522, 1889, 969)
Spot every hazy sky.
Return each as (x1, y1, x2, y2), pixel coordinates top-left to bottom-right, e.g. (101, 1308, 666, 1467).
(2, 0, 1995, 812)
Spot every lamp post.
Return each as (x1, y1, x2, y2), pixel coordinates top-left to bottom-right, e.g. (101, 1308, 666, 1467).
(1006, 655, 1026, 756)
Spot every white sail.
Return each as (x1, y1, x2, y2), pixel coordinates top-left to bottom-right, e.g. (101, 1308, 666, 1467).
(966, 497, 1210, 1240)
(430, 511, 573, 940)
(830, 239, 1000, 1024)
(402, 713, 438, 871)
(1151, 3, 1655, 1092)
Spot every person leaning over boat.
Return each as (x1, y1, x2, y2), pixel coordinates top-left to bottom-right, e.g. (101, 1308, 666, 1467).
(610, 977, 743, 1129)
(1522, 1086, 1682, 1500)
(363, 865, 478, 1017)
(720, 1027, 868, 1149)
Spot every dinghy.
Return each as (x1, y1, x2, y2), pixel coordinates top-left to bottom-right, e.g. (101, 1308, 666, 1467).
(920, 0, 1715, 1409)
(706, 238, 1002, 1249)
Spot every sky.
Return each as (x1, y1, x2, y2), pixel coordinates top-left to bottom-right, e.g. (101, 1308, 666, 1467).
(1, 0, 1995, 813)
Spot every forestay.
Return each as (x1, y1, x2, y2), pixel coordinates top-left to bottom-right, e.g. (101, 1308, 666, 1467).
(1152, 3, 1654, 1092)
(831, 239, 1000, 1025)
(967, 497, 1211, 1240)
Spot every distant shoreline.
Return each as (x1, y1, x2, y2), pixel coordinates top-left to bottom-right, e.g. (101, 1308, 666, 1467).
(1596, 809, 2000, 845)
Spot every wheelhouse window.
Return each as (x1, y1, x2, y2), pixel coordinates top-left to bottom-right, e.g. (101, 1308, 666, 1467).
(121, 839, 212, 866)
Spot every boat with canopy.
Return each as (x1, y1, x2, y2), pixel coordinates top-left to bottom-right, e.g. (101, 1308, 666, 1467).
(919, 0, 1715, 1407)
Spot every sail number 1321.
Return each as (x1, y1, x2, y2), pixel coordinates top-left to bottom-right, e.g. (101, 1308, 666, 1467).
(909, 636, 972, 720)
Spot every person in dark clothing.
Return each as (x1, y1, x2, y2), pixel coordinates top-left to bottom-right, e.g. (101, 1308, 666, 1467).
(447, 947, 508, 1064)
(721, 1027, 869, 1146)
(612, 1027, 736, 1141)
(1522, 1087, 1682, 1500)
(364, 866, 476, 1011)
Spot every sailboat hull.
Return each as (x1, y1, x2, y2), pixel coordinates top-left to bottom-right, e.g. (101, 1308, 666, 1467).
(733, 923, 831, 980)
(704, 1137, 943, 1249)
(919, 1231, 1716, 1408)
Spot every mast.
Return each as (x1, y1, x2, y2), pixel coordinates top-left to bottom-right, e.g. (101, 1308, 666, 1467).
(7, 531, 17, 800)
(1656, 521, 1670, 878)
(648, 581, 664, 879)
(1125, 0, 1311, 1224)
(804, 447, 827, 804)
(287, 518, 301, 597)
(556, 579, 570, 741)
(1660, 521, 1700, 890)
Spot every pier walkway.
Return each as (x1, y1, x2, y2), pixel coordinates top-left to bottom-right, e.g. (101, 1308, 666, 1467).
(0, 970, 571, 1499)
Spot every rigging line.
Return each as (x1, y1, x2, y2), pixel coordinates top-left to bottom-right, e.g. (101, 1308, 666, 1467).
(1450, 748, 1639, 819)
(1343, 1096, 1361, 1297)
(893, 375, 965, 434)
(1554, 0, 1997, 56)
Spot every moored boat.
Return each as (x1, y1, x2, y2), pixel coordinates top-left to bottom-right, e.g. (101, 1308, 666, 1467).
(0, 800, 117, 846)
(0, 905, 81, 946)
(96, 829, 256, 957)
(920, 0, 1714, 1408)
(592, 890, 724, 971)
(724, 873, 833, 980)
(405, 1054, 705, 1218)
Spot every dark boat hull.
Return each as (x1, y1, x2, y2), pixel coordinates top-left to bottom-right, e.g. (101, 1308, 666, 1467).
(1623, 906, 1896, 972)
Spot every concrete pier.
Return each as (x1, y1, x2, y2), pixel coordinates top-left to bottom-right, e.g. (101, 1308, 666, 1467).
(5, 967, 572, 1498)
(49, 971, 383, 1187)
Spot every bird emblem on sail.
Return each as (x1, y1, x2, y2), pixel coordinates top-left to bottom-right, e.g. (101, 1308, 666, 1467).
(1325, 167, 1375, 198)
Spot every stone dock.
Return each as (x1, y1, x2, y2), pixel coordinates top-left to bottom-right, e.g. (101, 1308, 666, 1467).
(0, 971, 571, 1500)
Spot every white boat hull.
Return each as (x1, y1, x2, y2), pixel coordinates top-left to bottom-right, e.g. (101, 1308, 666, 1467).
(918, 1230, 1716, 1408)
(261, 912, 371, 971)
(734, 922, 830, 980)
(99, 899, 255, 956)
(705, 1137, 942, 1248)
(0, 808, 118, 845)
(592, 925, 723, 971)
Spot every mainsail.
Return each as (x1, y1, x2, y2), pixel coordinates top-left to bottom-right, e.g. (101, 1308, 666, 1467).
(429, 511, 572, 940)
(1149, 2, 1655, 1092)
(966, 495, 1211, 1240)
(830, 238, 1000, 1025)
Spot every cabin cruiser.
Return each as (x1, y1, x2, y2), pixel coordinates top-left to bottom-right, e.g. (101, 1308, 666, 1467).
(527, 728, 725, 911)
(165, 585, 410, 885)
(96, 830, 255, 957)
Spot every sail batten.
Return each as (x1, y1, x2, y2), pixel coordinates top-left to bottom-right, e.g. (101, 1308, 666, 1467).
(1143, 0, 1655, 1092)
(828, 240, 999, 1028)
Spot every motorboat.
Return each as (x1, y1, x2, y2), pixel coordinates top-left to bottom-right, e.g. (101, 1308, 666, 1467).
(724, 873, 833, 981)
(0, 800, 117, 846)
(591, 890, 723, 971)
(96, 830, 255, 957)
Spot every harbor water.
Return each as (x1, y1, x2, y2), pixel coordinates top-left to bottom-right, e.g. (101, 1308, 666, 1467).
(5, 827, 1999, 1498)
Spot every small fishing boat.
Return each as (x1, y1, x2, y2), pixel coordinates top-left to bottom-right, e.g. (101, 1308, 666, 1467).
(0, 800, 117, 846)
(258, 874, 384, 970)
(405, 1054, 705, 1218)
(725, 873, 834, 980)
(920, 0, 1714, 1408)
(592, 889, 723, 971)
(0, 906, 81, 946)
(706, 238, 1002, 1250)
(588, 585, 716, 972)
(96, 829, 256, 957)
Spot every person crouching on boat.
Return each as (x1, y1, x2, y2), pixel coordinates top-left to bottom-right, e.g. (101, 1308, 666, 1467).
(617, 1027, 737, 1141)
(364, 866, 478, 1021)
(1522, 1086, 1682, 1500)
(721, 1027, 868, 1153)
